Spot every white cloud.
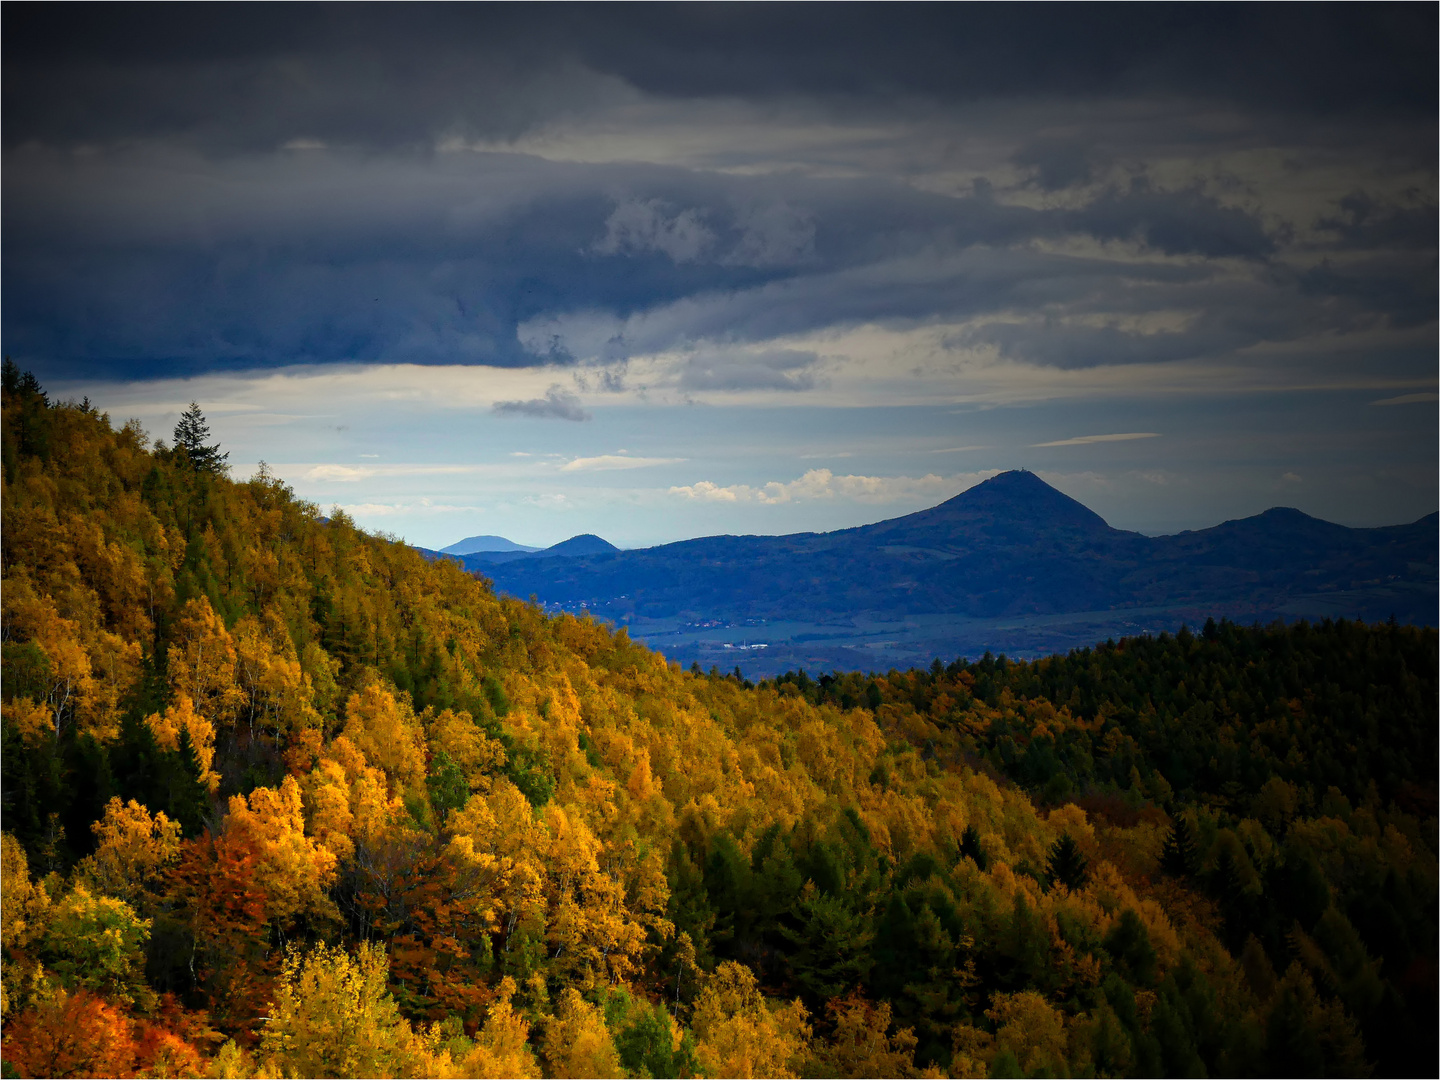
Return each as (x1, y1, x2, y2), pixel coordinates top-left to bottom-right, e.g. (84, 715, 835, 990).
(306, 464, 374, 482)
(669, 480, 742, 502)
(560, 454, 686, 472)
(670, 468, 988, 505)
(1031, 432, 1161, 447)
(334, 501, 484, 516)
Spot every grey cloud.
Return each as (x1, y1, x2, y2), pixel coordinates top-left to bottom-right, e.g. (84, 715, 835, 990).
(0, 6, 1431, 391)
(593, 200, 715, 263)
(1069, 183, 1277, 260)
(676, 349, 820, 393)
(4, 6, 1432, 154)
(725, 203, 816, 268)
(1315, 191, 1439, 251)
(492, 385, 591, 422)
(1298, 257, 1438, 330)
(1013, 139, 1097, 192)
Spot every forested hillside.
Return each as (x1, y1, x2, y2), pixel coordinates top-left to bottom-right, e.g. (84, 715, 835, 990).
(2, 365, 1435, 1078)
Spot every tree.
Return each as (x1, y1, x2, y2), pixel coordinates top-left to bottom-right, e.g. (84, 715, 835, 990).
(691, 961, 813, 1079)
(173, 402, 229, 474)
(41, 883, 154, 1009)
(543, 988, 624, 1079)
(1160, 814, 1198, 878)
(1046, 832, 1089, 892)
(818, 994, 919, 1079)
(959, 824, 988, 871)
(1, 986, 137, 1078)
(453, 977, 541, 1079)
(259, 940, 430, 1079)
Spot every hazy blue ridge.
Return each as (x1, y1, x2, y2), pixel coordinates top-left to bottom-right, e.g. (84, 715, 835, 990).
(440, 534, 542, 555)
(468, 471, 1437, 674)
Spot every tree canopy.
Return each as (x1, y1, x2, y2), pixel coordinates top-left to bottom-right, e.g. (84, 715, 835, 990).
(1, 366, 1434, 1078)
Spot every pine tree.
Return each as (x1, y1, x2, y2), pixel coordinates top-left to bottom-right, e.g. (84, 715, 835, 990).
(1160, 814, 1198, 878)
(960, 824, 988, 870)
(1045, 832, 1088, 892)
(172, 402, 229, 474)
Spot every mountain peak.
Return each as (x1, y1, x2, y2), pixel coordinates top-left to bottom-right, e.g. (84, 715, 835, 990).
(544, 533, 618, 557)
(854, 469, 1117, 544)
(942, 470, 1113, 529)
(441, 534, 540, 555)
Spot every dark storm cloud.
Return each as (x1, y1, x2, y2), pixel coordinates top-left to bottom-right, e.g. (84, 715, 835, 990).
(1, 3, 1434, 384)
(1013, 140, 1098, 193)
(5, 4, 1434, 151)
(1315, 193, 1439, 251)
(1065, 184, 1277, 261)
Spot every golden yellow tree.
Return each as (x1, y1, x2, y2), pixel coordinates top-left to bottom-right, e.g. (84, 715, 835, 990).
(342, 683, 427, 793)
(74, 798, 183, 912)
(451, 977, 541, 1080)
(819, 994, 919, 1078)
(145, 695, 221, 793)
(987, 991, 1069, 1076)
(167, 596, 244, 731)
(224, 776, 339, 928)
(692, 961, 813, 1079)
(543, 987, 624, 1079)
(259, 941, 431, 1079)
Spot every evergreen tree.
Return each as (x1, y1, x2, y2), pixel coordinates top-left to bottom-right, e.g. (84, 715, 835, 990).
(173, 402, 229, 474)
(959, 823, 988, 870)
(1046, 832, 1088, 891)
(1160, 814, 1198, 878)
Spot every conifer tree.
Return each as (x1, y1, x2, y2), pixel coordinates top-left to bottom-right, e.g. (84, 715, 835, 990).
(172, 402, 228, 474)
(960, 824, 988, 871)
(1045, 832, 1088, 892)
(1160, 814, 1198, 878)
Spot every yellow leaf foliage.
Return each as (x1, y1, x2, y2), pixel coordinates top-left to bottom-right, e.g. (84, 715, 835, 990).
(1, 697, 53, 748)
(259, 941, 431, 1079)
(451, 977, 541, 1080)
(342, 683, 428, 794)
(225, 776, 339, 928)
(75, 797, 183, 910)
(543, 987, 624, 1079)
(167, 597, 245, 731)
(987, 991, 1069, 1077)
(692, 961, 813, 1079)
(146, 694, 221, 793)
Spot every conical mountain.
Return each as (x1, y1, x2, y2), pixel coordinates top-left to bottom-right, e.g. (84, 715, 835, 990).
(852, 470, 1124, 547)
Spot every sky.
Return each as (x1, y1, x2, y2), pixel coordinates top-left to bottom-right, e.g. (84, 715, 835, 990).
(4, 4, 1436, 549)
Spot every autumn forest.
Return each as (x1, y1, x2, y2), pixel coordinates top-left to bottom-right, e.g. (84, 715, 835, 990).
(1, 365, 1436, 1078)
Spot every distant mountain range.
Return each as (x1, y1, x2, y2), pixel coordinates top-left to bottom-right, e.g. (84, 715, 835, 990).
(453, 471, 1437, 675)
(421, 533, 619, 567)
(440, 534, 541, 556)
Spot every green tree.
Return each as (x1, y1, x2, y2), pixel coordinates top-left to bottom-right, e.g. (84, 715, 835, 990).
(959, 823, 988, 871)
(172, 402, 229, 474)
(1160, 814, 1198, 878)
(1045, 832, 1088, 892)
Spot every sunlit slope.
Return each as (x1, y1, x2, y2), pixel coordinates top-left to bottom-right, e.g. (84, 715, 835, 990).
(2, 372, 1434, 1077)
